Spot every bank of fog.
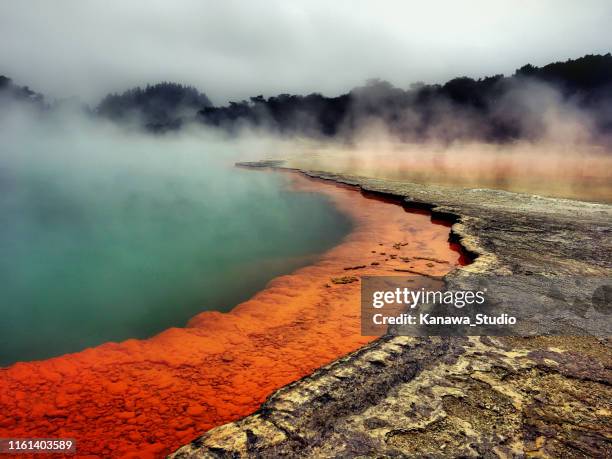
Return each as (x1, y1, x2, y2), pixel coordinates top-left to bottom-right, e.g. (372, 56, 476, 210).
(285, 80, 612, 202)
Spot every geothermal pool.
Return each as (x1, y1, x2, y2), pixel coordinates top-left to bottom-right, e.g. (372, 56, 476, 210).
(0, 170, 465, 458)
(0, 157, 352, 365)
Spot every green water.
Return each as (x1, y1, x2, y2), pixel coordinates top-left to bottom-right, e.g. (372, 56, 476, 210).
(0, 126, 352, 366)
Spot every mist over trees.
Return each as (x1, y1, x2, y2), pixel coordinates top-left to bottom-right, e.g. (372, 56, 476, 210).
(195, 53, 612, 143)
(97, 83, 212, 131)
(2, 53, 612, 142)
(0, 75, 47, 109)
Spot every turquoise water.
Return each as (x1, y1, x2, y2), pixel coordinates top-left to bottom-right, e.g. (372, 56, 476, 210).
(0, 127, 352, 366)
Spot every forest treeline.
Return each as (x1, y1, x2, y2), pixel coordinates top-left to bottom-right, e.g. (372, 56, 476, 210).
(2, 53, 611, 142)
(0, 75, 46, 108)
(97, 83, 212, 131)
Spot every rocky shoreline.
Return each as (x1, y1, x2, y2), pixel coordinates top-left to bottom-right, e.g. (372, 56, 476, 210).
(171, 160, 611, 458)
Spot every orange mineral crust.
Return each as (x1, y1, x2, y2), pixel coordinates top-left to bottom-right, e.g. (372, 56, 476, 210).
(0, 173, 464, 458)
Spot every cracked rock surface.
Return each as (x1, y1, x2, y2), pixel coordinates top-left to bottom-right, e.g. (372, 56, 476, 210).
(170, 162, 611, 458)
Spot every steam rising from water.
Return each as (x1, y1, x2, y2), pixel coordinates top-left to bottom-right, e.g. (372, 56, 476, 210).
(286, 140, 612, 202)
(1, 75, 611, 364)
(0, 108, 352, 365)
(283, 80, 612, 202)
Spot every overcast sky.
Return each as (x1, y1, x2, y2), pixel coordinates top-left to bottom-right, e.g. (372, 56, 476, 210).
(1, 0, 611, 105)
